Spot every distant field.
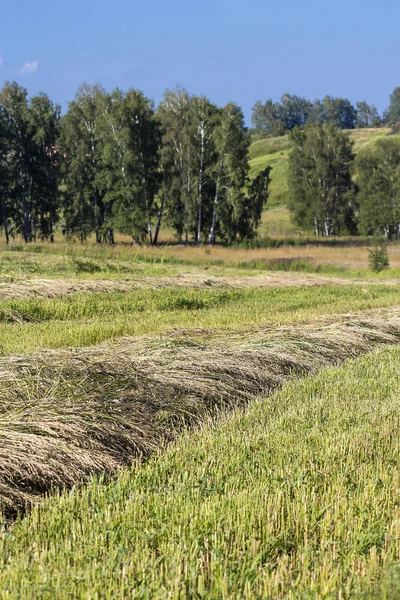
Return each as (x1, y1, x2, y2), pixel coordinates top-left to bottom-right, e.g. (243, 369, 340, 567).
(1, 242, 400, 597)
(3, 238, 400, 273)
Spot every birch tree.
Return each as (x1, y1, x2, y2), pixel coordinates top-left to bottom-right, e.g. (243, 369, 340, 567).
(0, 83, 35, 242)
(189, 96, 218, 243)
(209, 102, 250, 243)
(29, 93, 61, 241)
(288, 124, 357, 236)
(99, 89, 161, 243)
(158, 87, 194, 242)
(60, 83, 106, 242)
(356, 138, 400, 238)
(0, 99, 12, 242)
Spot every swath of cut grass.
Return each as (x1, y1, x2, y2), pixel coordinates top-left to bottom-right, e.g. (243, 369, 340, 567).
(1, 271, 400, 304)
(1, 310, 400, 517)
(2, 284, 400, 356)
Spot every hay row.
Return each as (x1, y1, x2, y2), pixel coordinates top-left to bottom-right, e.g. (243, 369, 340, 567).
(0, 272, 396, 300)
(1, 310, 400, 517)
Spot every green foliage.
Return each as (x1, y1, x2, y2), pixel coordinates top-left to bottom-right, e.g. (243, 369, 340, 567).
(356, 100, 380, 128)
(356, 137, 400, 238)
(0, 83, 61, 243)
(59, 83, 105, 242)
(210, 102, 251, 243)
(369, 240, 390, 272)
(251, 94, 312, 135)
(0, 80, 397, 244)
(101, 89, 162, 243)
(252, 94, 358, 136)
(158, 90, 253, 244)
(288, 124, 357, 235)
(386, 87, 400, 125)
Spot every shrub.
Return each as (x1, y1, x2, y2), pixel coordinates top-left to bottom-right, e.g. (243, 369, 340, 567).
(369, 240, 390, 272)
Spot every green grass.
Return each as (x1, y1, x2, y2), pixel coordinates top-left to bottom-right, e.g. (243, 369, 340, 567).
(2, 345, 400, 598)
(0, 284, 399, 354)
(249, 136, 290, 208)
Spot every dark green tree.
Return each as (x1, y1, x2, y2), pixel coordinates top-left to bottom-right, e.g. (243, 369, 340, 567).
(288, 124, 357, 236)
(157, 87, 195, 243)
(251, 100, 281, 136)
(356, 101, 380, 128)
(60, 83, 106, 242)
(280, 94, 312, 131)
(252, 95, 311, 136)
(0, 101, 12, 242)
(209, 102, 251, 243)
(0, 82, 36, 242)
(106, 89, 161, 243)
(29, 93, 61, 241)
(319, 96, 357, 129)
(387, 87, 400, 123)
(356, 138, 400, 238)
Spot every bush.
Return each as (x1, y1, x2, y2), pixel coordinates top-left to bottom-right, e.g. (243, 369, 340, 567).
(369, 240, 390, 272)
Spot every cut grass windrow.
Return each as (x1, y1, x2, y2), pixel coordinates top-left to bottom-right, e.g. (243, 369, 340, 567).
(0, 272, 398, 301)
(2, 310, 400, 518)
(1, 284, 400, 355)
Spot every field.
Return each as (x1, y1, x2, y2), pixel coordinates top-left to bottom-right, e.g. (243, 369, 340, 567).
(0, 240, 400, 598)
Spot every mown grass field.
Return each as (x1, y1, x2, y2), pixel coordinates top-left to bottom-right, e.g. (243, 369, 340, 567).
(1, 241, 400, 598)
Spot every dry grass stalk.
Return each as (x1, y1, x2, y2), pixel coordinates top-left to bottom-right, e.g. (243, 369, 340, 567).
(1, 310, 400, 517)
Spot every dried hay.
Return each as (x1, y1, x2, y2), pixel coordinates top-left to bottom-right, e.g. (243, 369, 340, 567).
(0, 310, 400, 516)
(0, 272, 398, 300)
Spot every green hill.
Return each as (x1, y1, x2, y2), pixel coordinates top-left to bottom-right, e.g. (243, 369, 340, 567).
(251, 128, 393, 237)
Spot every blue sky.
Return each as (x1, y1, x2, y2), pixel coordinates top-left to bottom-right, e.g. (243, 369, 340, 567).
(1, 0, 399, 123)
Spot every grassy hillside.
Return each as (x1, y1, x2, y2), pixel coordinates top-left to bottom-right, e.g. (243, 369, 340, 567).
(251, 127, 393, 237)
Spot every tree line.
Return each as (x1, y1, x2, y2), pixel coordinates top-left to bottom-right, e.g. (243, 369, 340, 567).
(1, 80, 399, 244)
(252, 87, 400, 136)
(0, 83, 269, 245)
(288, 124, 400, 238)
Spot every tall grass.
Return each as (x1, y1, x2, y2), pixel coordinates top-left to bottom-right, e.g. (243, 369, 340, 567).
(1, 345, 400, 597)
(3, 241, 400, 274)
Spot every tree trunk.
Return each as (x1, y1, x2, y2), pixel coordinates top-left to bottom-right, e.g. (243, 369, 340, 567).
(4, 219, 9, 244)
(196, 123, 205, 245)
(197, 203, 202, 245)
(107, 228, 114, 244)
(208, 161, 223, 244)
(153, 195, 165, 246)
(21, 190, 31, 243)
(94, 188, 101, 243)
(1, 190, 9, 244)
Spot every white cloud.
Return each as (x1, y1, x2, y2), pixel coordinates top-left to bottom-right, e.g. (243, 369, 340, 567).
(19, 59, 39, 75)
(0, 57, 3, 68)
